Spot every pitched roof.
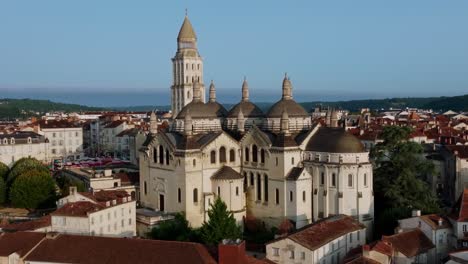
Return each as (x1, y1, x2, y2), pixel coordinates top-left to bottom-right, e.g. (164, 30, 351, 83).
(419, 214, 452, 230)
(450, 188, 468, 221)
(51, 201, 104, 217)
(24, 233, 216, 264)
(382, 229, 434, 257)
(446, 145, 468, 159)
(0, 232, 46, 257)
(1, 215, 51, 232)
(211, 166, 243, 180)
(286, 167, 305, 181)
(267, 215, 364, 251)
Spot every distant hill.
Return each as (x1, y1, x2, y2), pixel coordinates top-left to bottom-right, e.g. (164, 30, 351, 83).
(0, 98, 104, 120)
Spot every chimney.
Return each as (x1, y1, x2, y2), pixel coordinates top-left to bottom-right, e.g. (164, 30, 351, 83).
(218, 239, 247, 264)
(412, 209, 421, 217)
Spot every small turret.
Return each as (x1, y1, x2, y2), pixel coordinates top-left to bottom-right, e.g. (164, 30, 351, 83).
(331, 108, 338, 128)
(209, 80, 216, 103)
(184, 110, 193, 136)
(280, 109, 290, 135)
(282, 73, 292, 100)
(150, 111, 158, 134)
(192, 81, 202, 102)
(237, 109, 245, 133)
(241, 77, 249, 102)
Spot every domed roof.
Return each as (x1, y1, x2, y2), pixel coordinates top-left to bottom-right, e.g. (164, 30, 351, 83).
(176, 101, 226, 119)
(178, 16, 197, 42)
(306, 127, 365, 153)
(228, 101, 265, 118)
(266, 99, 309, 118)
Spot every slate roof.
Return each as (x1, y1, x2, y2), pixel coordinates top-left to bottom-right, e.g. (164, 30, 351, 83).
(211, 166, 243, 180)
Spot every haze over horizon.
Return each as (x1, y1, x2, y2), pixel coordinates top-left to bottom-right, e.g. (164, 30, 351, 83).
(1, 0, 468, 106)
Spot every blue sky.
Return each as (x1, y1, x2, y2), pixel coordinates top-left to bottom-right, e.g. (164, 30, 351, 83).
(1, 0, 467, 105)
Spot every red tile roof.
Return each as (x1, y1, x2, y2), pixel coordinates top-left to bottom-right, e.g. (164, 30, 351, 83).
(0, 232, 46, 257)
(1, 215, 51, 232)
(451, 188, 468, 221)
(51, 201, 104, 217)
(382, 229, 434, 257)
(267, 215, 365, 251)
(364, 241, 393, 256)
(24, 233, 216, 264)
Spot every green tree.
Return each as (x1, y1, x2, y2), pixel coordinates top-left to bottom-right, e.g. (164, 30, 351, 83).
(7, 158, 49, 184)
(9, 169, 56, 210)
(200, 197, 242, 246)
(0, 162, 9, 181)
(0, 177, 6, 205)
(371, 126, 440, 235)
(149, 213, 193, 241)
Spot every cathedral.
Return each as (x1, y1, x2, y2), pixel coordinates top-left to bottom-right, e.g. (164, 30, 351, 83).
(139, 15, 374, 239)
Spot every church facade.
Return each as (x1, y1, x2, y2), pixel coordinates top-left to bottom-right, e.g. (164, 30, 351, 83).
(139, 15, 374, 238)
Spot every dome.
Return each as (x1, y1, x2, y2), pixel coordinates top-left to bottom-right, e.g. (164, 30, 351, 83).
(266, 99, 309, 118)
(228, 101, 265, 118)
(176, 101, 226, 119)
(306, 127, 365, 153)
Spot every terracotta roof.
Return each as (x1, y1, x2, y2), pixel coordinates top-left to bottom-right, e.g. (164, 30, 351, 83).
(345, 256, 381, 264)
(419, 214, 452, 230)
(211, 166, 243, 180)
(450, 188, 468, 221)
(1, 215, 51, 232)
(382, 229, 434, 257)
(267, 215, 365, 251)
(364, 241, 393, 256)
(0, 232, 46, 257)
(24, 233, 216, 264)
(38, 120, 81, 129)
(105, 120, 125, 128)
(78, 190, 131, 204)
(51, 201, 104, 217)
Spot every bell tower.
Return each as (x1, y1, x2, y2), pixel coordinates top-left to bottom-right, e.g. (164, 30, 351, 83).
(171, 13, 205, 118)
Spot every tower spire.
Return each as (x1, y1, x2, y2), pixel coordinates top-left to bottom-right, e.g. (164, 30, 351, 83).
(241, 77, 249, 102)
(209, 80, 216, 102)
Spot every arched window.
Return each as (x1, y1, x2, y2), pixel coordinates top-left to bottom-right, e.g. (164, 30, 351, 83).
(291, 157, 294, 165)
(219, 147, 226, 163)
(217, 186, 221, 196)
(229, 149, 235, 162)
(303, 191, 306, 202)
(210, 150, 216, 164)
(193, 188, 198, 203)
(275, 157, 278, 166)
(252, 145, 258, 162)
(236, 187, 239, 196)
(289, 191, 293, 202)
(264, 175, 269, 202)
(165, 150, 170, 165)
(153, 147, 158, 163)
(364, 173, 368, 186)
(193, 159, 196, 167)
(250, 172, 254, 186)
(320, 172, 325, 185)
(187, 91, 191, 99)
(243, 172, 247, 188)
(159, 145, 164, 164)
(257, 174, 262, 201)
(245, 147, 250, 162)
(331, 173, 336, 187)
(348, 174, 353, 187)
(260, 149, 265, 163)
(275, 189, 280, 205)
(144, 181, 147, 195)
(178, 188, 181, 203)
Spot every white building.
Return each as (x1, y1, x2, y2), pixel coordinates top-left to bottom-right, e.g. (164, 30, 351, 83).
(0, 131, 49, 166)
(53, 187, 136, 237)
(139, 15, 374, 238)
(37, 120, 83, 161)
(266, 215, 366, 264)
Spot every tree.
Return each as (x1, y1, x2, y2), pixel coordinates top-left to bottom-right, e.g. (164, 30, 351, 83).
(0, 162, 9, 181)
(0, 177, 6, 205)
(9, 169, 56, 209)
(200, 197, 242, 246)
(7, 158, 49, 184)
(149, 213, 192, 241)
(371, 126, 440, 235)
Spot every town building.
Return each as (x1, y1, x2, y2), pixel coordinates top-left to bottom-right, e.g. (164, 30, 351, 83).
(139, 15, 374, 238)
(265, 215, 366, 264)
(53, 187, 136, 237)
(36, 120, 83, 161)
(0, 131, 49, 166)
